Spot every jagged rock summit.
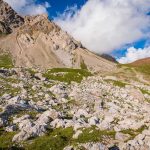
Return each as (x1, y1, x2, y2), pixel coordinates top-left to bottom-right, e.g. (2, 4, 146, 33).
(0, 0, 24, 34)
(0, 0, 116, 72)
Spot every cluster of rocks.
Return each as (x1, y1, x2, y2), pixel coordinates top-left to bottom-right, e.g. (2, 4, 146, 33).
(0, 68, 150, 150)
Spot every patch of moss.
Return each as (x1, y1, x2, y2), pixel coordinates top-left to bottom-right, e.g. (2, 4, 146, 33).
(113, 80, 126, 87)
(16, 110, 39, 119)
(0, 54, 13, 68)
(0, 108, 3, 112)
(43, 68, 92, 84)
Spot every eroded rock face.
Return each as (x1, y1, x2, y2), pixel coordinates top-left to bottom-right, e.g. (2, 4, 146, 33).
(0, 0, 24, 34)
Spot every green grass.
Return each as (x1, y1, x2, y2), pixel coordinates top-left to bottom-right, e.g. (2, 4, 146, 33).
(140, 88, 150, 95)
(0, 76, 20, 84)
(16, 110, 39, 119)
(0, 131, 16, 149)
(43, 68, 92, 84)
(0, 83, 21, 97)
(0, 54, 13, 68)
(119, 64, 150, 76)
(134, 64, 150, 75)
(0, 127, 116, 150)
(105, 79, 127, 87)
(24, 127, 116, 150)
(25, 127, 74, 150)
(76, 127, 116, 143)
(121, 125, 148, 141)
(113, 80, 126, 87)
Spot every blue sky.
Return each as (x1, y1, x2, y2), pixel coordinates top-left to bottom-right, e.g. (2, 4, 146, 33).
(37, 0, 87, 19)
(4, 0, 150, 63)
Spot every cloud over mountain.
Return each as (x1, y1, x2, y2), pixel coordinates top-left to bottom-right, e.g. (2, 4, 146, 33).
(55, 0, 150, 54)
(117, 46, 150, 64)
(4, 0, 50, 15)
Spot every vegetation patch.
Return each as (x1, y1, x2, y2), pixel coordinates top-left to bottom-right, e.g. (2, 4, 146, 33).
(134, 64, 150, 76)
(113, 80, 127, 87)
(120, 63, 150, 76)
(26, 68, 37, 76)
(76, 127, 116, 143)
(140, 88, 150, 95)
(121, 125, 148, 141)
(0, 83, 21, 97)
(0, 131, 16, 149)
(43, 68, 92, 84)
(0, 76, 20, 84)
(0, 54, 13, 68)
(105, 79, 127, 87)
(16, 110, 39, 119)
(24, 127, 116, 150)
(25, 127, 74, 150)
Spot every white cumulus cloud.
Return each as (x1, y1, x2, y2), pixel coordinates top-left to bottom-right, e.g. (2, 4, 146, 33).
(117, 46, 150, 64)
(4, 0, 50, 16)
(55, 0, 150, 54)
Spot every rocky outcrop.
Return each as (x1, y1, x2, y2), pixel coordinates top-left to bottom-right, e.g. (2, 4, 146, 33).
(0, 0, 24, 34)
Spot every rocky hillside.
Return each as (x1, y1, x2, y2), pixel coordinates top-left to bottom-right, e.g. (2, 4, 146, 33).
(130, 57, 150, 66)
(126, 57, 150, 77)
(0, 61, 150, 150)
(0, 0, 24, 34)
(0, 0, 116, 72)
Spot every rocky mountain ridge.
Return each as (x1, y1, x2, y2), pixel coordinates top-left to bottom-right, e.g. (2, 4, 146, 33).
(0, 0, 116, 72)
(0, 0, 24, 34)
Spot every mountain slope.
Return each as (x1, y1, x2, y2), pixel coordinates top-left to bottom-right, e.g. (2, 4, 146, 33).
(129, 57, 150, 75)
(0, 0, 116, 72)
(130, 57, 150, 66)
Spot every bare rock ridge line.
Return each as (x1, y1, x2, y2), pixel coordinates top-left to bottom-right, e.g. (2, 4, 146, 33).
(0, 0, 116, 72)
(0, 0, 24, 34)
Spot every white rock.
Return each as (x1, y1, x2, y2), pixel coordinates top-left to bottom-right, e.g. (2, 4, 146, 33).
(88, 116, 100, 126)
(115, 132, 130, 142)
(73, 130, 82, 139)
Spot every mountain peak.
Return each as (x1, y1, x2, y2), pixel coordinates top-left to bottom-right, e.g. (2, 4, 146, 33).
(0, 0, 24, 34)
(0, 0, 116, 72)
